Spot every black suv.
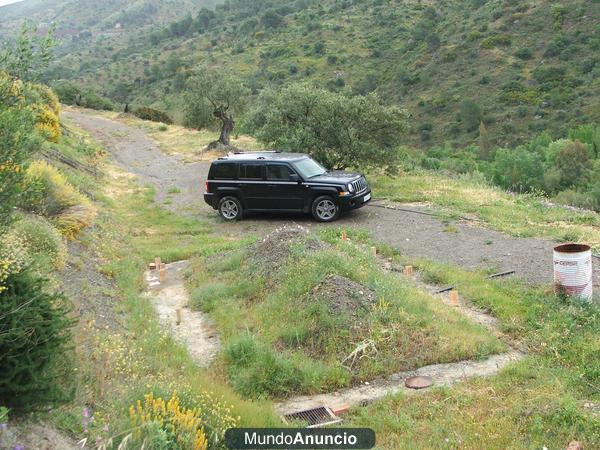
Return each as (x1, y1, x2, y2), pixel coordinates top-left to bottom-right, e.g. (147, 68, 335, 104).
(204, 152, 371, 222)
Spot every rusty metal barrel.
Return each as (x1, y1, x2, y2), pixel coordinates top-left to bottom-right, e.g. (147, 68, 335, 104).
(553, 243, 593, 301)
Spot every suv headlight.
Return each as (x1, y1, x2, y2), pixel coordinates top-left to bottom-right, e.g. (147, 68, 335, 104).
(347, 183, 354, 193)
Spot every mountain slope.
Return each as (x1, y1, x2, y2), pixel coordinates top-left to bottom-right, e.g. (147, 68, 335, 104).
(0, 0, 220, 51)
(38, 0, 600, 148)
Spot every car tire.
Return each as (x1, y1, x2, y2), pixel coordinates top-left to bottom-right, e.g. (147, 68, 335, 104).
(218, 196, 243, 221)
(311, 195, 340, 222)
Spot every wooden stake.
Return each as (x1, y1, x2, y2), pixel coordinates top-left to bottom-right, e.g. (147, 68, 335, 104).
(155, 256, 162, 271)
(176, 308, 182, 325)
(341, 229, 347, 241)
(449, 290, 459, 306)
(159, 267, 166, 282)
(370, 246, 377, 256)
(404, 265, 414, 277)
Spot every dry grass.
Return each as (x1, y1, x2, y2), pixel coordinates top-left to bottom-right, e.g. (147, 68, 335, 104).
(63, 106, 262, 162)
(146, 124, 263, 162)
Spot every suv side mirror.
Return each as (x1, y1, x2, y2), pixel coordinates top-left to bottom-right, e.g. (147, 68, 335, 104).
(289, 173, 300, 182)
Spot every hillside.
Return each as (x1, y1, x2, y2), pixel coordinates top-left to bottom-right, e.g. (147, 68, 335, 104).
(0, 0, 219, 30)
(0, 0, 219, 59)
(38, 0, 600, 148)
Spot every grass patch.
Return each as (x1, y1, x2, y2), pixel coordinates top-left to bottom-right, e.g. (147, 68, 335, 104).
(343, 252, 600, 449)
(187, 228, 504, 399)
(44, 163, 281, 445)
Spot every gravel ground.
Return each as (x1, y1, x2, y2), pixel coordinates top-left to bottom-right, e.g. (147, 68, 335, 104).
(60, 236, 122, 330)
(63, 109, 599, 289)
(4, 422, 79, 450)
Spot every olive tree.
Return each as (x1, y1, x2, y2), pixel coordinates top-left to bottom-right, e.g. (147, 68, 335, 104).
(183, 66, 249, 147)
(244, 83, 407, 170)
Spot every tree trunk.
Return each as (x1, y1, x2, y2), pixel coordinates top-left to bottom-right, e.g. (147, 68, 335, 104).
(214, 109, 234, 146)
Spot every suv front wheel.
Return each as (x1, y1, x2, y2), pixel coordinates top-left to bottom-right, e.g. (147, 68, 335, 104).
(218, 196, 243, 221)
(312, 196, 340, 222)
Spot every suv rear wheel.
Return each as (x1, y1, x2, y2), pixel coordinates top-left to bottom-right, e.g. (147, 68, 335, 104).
(312, 195, 340, 222)
(218, 196, 243, 221)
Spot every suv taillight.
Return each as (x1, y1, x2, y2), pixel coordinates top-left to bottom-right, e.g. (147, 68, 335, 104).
(205, 181, 209, 193)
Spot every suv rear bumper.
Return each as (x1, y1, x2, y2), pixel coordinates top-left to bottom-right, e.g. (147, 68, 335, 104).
(339, 188, 372, 211)
(204, 192, 217, 209)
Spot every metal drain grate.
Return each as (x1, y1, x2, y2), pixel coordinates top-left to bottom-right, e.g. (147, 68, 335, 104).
(283, 406, 342, 428)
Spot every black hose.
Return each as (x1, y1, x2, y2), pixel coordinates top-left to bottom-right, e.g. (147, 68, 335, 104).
(432, 270, 515, 294)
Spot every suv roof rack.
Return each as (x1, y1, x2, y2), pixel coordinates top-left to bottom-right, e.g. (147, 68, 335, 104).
(231, 150, 281, 155)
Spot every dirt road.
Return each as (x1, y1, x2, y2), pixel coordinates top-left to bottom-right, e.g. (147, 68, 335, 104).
(64, 110, 599, 289)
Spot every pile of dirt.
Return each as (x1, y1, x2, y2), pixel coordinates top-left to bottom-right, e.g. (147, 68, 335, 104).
(311, 274, 375, 317)
(250, 224, 326, 277)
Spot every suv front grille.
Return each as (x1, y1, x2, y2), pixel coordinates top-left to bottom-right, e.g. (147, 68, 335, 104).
(351, 177, 368, 194)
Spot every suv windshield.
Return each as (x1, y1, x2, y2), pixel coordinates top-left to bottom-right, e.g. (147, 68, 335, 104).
(293, 157, 327, 178)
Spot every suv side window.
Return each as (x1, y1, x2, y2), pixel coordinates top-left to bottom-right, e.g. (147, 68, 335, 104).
(212, 162, 237, 179)
(266, 164, 296, 181)
(240, 163, 263, 180)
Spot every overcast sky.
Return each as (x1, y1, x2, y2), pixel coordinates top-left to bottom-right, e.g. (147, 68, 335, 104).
(0, 0, 25, 7)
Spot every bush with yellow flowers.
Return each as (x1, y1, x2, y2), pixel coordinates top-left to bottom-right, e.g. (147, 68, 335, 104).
(23, 82, 61, 143)
(34, 105, 61, 142)
(129, 391, 208, 450)
(0, 234, 29, 294)
(5, 214, 67, 270)
(23, 161, 97, 238)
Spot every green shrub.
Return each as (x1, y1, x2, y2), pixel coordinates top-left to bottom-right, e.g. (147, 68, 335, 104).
(533, 66, 566, 84)
(134, 106, 174, 124)
(459, 99, 482, 132)
(554, 189, 597, 211)
(480, 34, 512, 49)
(515, 47, 533, 60)
(491, 146, 544, 192)
(568, 124, 600, 153)
(499, 81, 539, 105)
(51, 80, 81, 105)
(553, 140, 591, 189)
(0, 267, 74, 412)
(7, 214, 67, 270)
(313, 41, 326, 55)
(53, 81, 116, 111)
(224, 335, 305, 398)
(81, 91, 115, 111)
(467, 30, 482, 41)
(0, 71, 39, 230)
